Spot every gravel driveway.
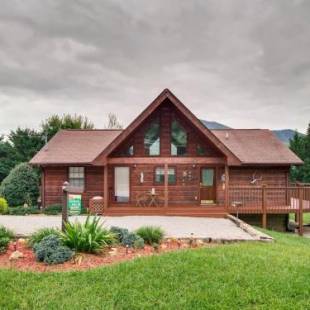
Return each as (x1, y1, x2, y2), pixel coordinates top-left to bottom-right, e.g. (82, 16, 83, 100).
(0, 215, 257, 240)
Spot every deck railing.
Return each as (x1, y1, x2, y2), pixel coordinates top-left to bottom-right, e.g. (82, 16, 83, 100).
(228, 186, 310, 235)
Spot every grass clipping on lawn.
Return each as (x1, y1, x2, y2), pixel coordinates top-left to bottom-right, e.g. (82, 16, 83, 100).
(0, 230, 310, 309)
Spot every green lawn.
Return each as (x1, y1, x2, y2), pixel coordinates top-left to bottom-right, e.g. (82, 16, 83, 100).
(1, 231, 310, 309)
(289, 212, 310, 224)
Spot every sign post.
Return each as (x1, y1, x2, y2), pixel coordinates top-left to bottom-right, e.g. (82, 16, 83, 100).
(62, 181, 69, 232)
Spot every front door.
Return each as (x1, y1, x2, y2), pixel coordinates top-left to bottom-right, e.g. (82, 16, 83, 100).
(114, 167, 130, 202)
(200, 168, 216, 204)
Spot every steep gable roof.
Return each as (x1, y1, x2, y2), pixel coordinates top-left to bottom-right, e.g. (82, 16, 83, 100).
(93, 89, 241, 165)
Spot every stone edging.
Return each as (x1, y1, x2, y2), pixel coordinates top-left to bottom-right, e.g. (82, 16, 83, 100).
(226, 214, 273, 242)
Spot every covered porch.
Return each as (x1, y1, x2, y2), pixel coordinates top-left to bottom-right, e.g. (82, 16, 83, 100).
(93, 156, 230, 217)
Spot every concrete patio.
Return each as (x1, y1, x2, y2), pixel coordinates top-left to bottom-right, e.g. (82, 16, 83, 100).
(0, 215, 264, 240)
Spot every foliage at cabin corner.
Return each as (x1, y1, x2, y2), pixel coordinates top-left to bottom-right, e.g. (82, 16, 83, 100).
(289, 122, 310, 183)
(0, 163, 39, 207)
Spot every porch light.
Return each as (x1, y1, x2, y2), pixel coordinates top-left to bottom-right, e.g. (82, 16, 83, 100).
(140, 172, 144, 184)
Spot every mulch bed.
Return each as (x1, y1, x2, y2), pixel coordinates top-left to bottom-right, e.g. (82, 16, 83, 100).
(0, 239, 215, 272)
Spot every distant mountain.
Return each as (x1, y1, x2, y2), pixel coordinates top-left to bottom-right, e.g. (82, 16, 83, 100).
(200, 120, 231, 130)
(201, 119, 302, 145)
(272, 129, 303, 145)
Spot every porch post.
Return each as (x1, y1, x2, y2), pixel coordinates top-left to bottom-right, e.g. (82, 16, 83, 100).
(103, 164, 108, 212)
(164, 163, 168, 209)
(224, 164, 229, 210)
(298, 186, 304, 236)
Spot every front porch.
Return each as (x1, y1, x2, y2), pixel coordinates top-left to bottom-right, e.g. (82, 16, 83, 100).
(99, 157, 230, 216)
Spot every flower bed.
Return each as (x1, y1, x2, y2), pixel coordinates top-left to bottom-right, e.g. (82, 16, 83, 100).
(0, 238, 216, 272)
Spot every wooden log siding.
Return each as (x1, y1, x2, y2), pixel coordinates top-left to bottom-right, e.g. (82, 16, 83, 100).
(228, 167, 289, 209)
(111, 102, 224, 159)
(107, 163, 225, 206)
(43, 166, 104, 208)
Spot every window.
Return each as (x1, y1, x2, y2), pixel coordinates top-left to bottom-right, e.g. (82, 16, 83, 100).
(171, 119, 187, 156)
(121, 145, 134, 156)
(197, 144, 206, 156)
(69, 167, 85, 189)
(144, 119, 160, 156)
(154, 167, 176, 185)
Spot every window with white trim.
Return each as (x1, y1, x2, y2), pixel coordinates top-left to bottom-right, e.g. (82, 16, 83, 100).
(69, 167, 85, 189)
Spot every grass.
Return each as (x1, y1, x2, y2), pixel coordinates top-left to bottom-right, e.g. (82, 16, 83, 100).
(289, 212, 310, 224)
(0, 231, 310, 309)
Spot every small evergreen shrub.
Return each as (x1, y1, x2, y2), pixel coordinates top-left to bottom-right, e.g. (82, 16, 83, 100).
(0, 197, 9, 214)
(110, 226, 141, 247)
(133, 237, 145, 249)
(136, 226, 165, 245)
(61, 216, 116, 253)
(0, 163, 39, 206)
(33, 235, 73, 265)
(43, 204, 62, 215)
(110, 226, 129, 243)
(0, 225, 14, 253)
(28, 228, 61, 248)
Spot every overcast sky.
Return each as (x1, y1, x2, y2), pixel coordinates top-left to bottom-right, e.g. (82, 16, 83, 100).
(0, 0, 309, 134)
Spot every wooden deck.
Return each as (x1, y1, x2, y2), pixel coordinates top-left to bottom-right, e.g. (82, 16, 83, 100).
(88, 186, 310, 235)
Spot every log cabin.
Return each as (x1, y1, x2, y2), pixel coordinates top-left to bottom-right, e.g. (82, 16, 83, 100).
(30, 89, 305, 231)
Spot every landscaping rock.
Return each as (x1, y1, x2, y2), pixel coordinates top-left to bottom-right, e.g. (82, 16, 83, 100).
(9, 250, 24, 261)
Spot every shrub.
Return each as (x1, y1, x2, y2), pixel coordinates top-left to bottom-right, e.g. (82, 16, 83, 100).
(0, 197, 9, 214)
(33, 235, 73, 265)
(110, 226, 129, 243)
(8, 205, 40, 215)
(133, 237, 145, 249)
(0, 225, 14, 253)
(0, 163, 39, 206)
(136, 226, 165, 245)
(43, 204, 62, 215)
(28, 228, 61, 248)
(61, 216, 116, 253)
(110, 226, 141, 247)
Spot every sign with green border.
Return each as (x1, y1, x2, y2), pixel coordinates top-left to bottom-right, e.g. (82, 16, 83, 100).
(68, 194, 82, 215)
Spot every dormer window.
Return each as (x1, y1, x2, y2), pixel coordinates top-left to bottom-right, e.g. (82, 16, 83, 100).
(171, 119, 187, 156)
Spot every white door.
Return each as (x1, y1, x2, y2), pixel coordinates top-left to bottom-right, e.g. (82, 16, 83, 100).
(114, 167, 130, 202)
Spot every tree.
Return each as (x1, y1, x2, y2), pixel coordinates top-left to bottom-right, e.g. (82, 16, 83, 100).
(0, 163, 39, 206)
(0, 136, 17, 182)
(290, 122, 310, 183)
(105, 113, 123, 129)
(41, 114, 94, 141)
(8, 128, 45, 163)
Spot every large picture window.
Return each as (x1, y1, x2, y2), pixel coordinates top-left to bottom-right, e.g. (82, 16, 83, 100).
(171, 119, 187, 156)
(154, 167, 176, 185)
(144, 118, 160, 156)
(69, 167, 85, 189)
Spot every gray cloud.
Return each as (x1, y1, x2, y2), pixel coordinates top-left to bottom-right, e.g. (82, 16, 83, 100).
(0, 0, 309, 134)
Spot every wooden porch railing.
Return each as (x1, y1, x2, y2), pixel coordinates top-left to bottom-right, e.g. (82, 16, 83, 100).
(228, 186, 310, 235)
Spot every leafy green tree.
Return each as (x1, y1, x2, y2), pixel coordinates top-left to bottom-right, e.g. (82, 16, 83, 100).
(8, 128, 44, 163)
(41, 114, 94, 141)
(0, 163, 40, 206)
(0, 136, 17, 182)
